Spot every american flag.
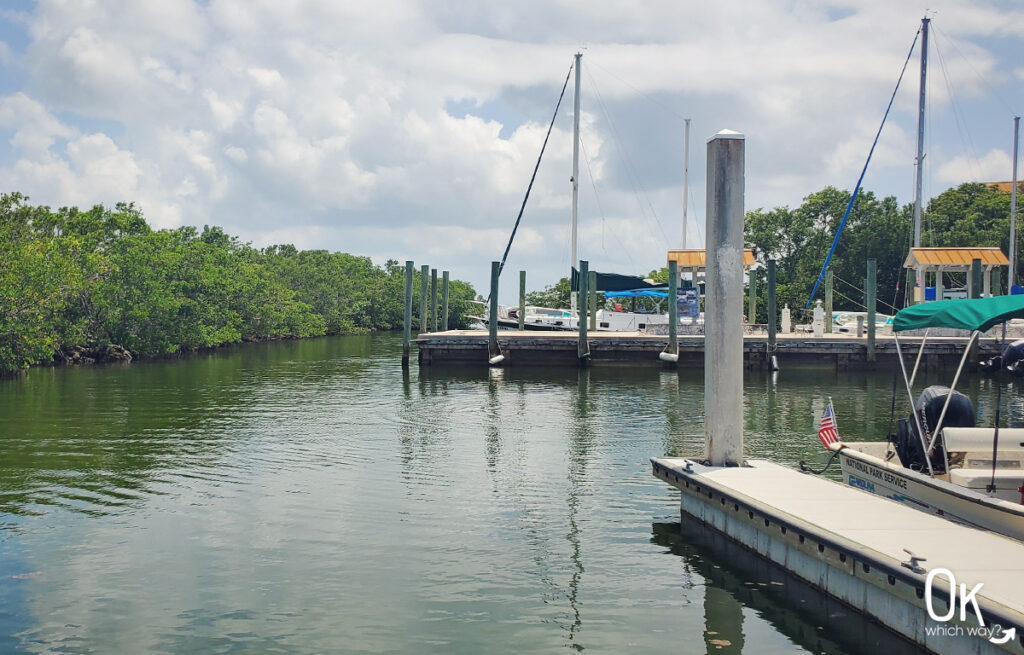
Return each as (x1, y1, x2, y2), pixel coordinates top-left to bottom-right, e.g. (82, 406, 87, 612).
(818, 401, 840, 448)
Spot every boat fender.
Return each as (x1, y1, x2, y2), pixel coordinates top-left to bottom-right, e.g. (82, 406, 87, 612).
(769, 355, 779, 371)
(488, 354, 505, 365)
(659, 352, 679, 363)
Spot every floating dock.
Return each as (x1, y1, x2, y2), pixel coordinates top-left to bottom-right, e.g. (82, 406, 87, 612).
(415, 329, 999, 369)
(652, 457, 1024, 654)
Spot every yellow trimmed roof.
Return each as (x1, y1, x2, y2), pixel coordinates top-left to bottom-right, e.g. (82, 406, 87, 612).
(903, 247, 1009, 268)
(667, 249, 756, 268)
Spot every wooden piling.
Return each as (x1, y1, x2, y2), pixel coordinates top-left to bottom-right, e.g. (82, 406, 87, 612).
(488, 261, 500, 361)
(402, 260, 413, 367)
(518, 271, 526, 330)
(747, 269, 756, 323)
(971, 258, 982, 298)
(866, 259, 876, 363)
(767, 259, 776, 360)
(578, 260, 590, 362)
(824, 269, 833, 333)
(430, 268, 438, 332)
(588, 270, 597, 331)
(667, 259, 678, 360)
(441, 271, 450, 331)
(419, 264, 428, 334)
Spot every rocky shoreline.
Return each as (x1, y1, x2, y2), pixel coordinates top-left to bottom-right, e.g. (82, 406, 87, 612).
(53, 344, 133, 366)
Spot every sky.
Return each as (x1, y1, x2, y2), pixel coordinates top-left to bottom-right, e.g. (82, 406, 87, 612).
(1, 0, 1023, 301)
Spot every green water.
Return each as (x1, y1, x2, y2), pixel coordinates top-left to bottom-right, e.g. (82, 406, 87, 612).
(2, 334, 1020, 654)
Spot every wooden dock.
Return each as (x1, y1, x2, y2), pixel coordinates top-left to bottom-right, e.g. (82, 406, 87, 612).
(415, 329, 1000, 369)
(652, 457, 1024, 654)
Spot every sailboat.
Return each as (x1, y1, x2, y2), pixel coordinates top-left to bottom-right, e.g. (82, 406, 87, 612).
(503, 53, 691, 333)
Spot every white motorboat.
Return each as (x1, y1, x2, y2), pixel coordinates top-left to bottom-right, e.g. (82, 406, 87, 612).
(832, 295, 1024, 541)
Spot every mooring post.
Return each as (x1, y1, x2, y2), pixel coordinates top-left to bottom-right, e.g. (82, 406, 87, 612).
(488, 261, 502, 364)
(402, 260, 413, 367)
(867, 259, 877, 363)
(767, 259, 777, 362)
(824, 269, 833, 333)
(430, 268, 438, 332)
(993, 268, 1002, 297)
(441, 271, 450, 331)
(747, 269, 756, 324)
(705, 129, 745, 467)
(971, 258, 982, 298)
(578, 260, 590, 362)
(664, 259, 679, 362)
(518, 270, 526, 330)
(588, 270, 597, 331)
(419, 264, 429, 334)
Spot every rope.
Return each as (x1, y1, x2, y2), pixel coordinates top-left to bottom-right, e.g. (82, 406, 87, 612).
(799, 448, 841, 475)
(494, 61, 574, 284)
(805, 27, 922, 309)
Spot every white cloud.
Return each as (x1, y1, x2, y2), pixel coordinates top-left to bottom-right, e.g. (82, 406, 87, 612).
(0, 0, 1021, 295)
(936, 148, 1014, 184)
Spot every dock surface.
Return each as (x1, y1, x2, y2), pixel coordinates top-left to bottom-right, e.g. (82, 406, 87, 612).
(417, 329, 997, 368)
(652, 457, 1024, 653)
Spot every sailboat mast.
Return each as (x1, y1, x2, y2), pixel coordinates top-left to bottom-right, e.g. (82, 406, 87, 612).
(1012, 115, 1020, 293)
(912, 16, 930, 301)
(682, 118, 691, 249)
(571, 52, 581, 314)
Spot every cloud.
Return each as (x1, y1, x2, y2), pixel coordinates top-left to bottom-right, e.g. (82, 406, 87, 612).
(0, 0, 1022, 296)
(936, 148, 1014, 184)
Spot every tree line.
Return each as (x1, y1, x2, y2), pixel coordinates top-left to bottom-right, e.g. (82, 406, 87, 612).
(0, 192, 476, 375)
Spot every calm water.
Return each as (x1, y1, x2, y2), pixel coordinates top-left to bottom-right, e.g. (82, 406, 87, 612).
(2, 333, 1022, 654)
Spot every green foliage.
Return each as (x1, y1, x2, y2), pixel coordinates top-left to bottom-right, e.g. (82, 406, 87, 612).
(525, 277, 571, 308)
(745, 186, 913, 321)
(0, 193, 476, 374)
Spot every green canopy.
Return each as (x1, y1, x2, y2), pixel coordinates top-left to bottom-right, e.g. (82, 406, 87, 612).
(893, 295, 1024, 333)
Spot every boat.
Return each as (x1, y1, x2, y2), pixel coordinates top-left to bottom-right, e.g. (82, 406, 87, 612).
(832, 295, 1024, 541)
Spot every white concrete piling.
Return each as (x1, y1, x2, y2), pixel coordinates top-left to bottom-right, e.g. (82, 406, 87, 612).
(704, 129, 745, 467)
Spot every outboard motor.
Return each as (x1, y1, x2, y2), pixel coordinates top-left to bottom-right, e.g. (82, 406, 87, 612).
(980, 339, 1024, 374)
(893, 385, 974, 473)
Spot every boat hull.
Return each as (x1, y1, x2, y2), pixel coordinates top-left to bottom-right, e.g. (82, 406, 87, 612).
(837, 445, 1024, 542)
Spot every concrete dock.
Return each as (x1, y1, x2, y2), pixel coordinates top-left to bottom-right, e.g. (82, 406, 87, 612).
(652, 457, 1024, 654)
(414, 329, 999, 369)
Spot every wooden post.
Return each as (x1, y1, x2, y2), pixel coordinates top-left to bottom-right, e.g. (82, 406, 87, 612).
(578, 260, 590, 362)
(906, 269, 916, 305)
(488, 261, 501, 362)
(402, 260, 413, 367)
(993, 268, 1002, 296)
(430, 268, 438, 332)
(419, 264, 429, 334)
(971, 258, 982, 298)
(588, 269, 597, 331)
(667, 259, 678, 358)
(518, 270, 526, 330)
(867, 259, 876, 363)
(747, 269, 757, 324)
(705, 129, 744, 467)
(824, 269, 833, 333)
(983, 267, 992, 297)
(441, 271, 450, 331)
(767, 259, 777, 360)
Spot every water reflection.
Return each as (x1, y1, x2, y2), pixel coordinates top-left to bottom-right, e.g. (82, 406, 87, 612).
(5, 334, 1024, 653)
(652, 522, 921, 655)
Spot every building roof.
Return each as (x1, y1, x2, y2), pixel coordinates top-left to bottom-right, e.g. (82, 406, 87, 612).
(986, 181, 1021, 193)
(903, 247, 1009, 269)
(667, 249, 756, 269)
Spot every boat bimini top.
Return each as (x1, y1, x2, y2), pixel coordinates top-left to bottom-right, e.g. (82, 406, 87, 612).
(891, 295, 1024, 477)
